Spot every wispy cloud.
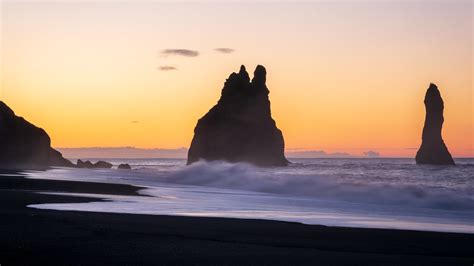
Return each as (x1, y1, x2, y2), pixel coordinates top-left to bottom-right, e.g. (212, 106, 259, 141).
(131, 121, 140, 124)
(214, 48, 235, 54)
(158, 66, 178, 71)
(161, 49, 199, 57)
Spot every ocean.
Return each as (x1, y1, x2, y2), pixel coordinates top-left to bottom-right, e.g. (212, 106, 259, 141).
(25, 158, 474, 233)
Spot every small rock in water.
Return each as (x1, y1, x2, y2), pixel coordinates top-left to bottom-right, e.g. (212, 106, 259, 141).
(76, 159, 113, 169)
(76, 159, 94, 168)
(118, 163, 132, 170)
(93, 160, 113, 169)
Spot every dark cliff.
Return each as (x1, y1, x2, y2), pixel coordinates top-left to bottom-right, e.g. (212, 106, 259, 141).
(415, 84, 455, 165)
(0, 101, 74, 169)
(187, 65, 288, 166)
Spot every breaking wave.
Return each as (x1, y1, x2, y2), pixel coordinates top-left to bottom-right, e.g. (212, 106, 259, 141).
(163, 160, 474, 210)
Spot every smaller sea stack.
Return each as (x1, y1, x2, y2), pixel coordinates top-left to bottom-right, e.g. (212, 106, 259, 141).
(187, 65, 288, 167)
(415, 83, 454, 165)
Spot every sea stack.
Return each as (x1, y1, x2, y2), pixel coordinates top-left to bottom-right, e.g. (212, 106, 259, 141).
(187, 65, 288, 166)
(0, 101, 74, 169)
(415, 83, 455, 165)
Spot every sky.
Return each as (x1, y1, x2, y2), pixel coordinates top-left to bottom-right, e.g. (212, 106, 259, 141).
(0, 0, 472, 157)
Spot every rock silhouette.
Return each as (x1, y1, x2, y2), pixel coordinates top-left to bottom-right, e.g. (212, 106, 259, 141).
(94, 160, 113, 169)
(77, 159, 94, 168)
(187, 65, 288, 166)
(415, 83, 455, 165)
(0, 101, 74, 169)
(118, 163, 132, 170)
(77, 159, 113, 169)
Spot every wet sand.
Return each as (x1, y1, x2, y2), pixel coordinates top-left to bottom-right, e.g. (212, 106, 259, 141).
(0, 171, 473, 265)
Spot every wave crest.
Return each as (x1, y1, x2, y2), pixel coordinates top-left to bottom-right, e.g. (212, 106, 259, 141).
(164, 160, 474, 210)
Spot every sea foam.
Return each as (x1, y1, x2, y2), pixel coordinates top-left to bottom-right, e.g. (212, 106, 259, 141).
(163, 160, 474, 210)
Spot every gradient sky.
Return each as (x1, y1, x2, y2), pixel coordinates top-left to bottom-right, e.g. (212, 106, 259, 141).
(1, 0, 472, 157)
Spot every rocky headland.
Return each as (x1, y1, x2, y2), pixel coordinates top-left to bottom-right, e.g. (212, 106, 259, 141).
(0, 101, 74, 169)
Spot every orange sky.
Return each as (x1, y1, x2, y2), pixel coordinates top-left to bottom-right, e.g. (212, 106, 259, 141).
(1, 1, 472, 157)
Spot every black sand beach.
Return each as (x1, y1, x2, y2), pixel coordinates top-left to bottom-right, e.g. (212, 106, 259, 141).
(0, 171, 473, 265)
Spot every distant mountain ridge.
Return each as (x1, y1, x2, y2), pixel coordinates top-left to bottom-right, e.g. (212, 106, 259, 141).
(57, 147, 189, 159)
(57, 147, 382, 159)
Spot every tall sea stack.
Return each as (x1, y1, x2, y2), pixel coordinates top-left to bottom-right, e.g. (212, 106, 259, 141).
(0, 101, 74, 169)
(415, 83, 455, 165)
(187, 65, 288, 166)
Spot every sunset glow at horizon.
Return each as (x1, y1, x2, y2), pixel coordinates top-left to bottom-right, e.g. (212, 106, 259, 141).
(1, 1, 472, 157)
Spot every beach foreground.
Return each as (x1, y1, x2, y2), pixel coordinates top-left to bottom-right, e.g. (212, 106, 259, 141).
(0, 172, 473, 265)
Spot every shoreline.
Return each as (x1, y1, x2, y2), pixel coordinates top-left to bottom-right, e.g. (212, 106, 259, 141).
(1, 171, 473, 265)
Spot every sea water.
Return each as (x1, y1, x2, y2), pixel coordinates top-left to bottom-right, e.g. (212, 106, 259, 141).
(26, 158, 474, 233)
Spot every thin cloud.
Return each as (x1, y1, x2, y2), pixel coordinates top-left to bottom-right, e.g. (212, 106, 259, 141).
(214, 48, 235, 54)
(131, 121, 140, 124)
(158, 66, 178, 71)
(161, 49, 199, 57)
